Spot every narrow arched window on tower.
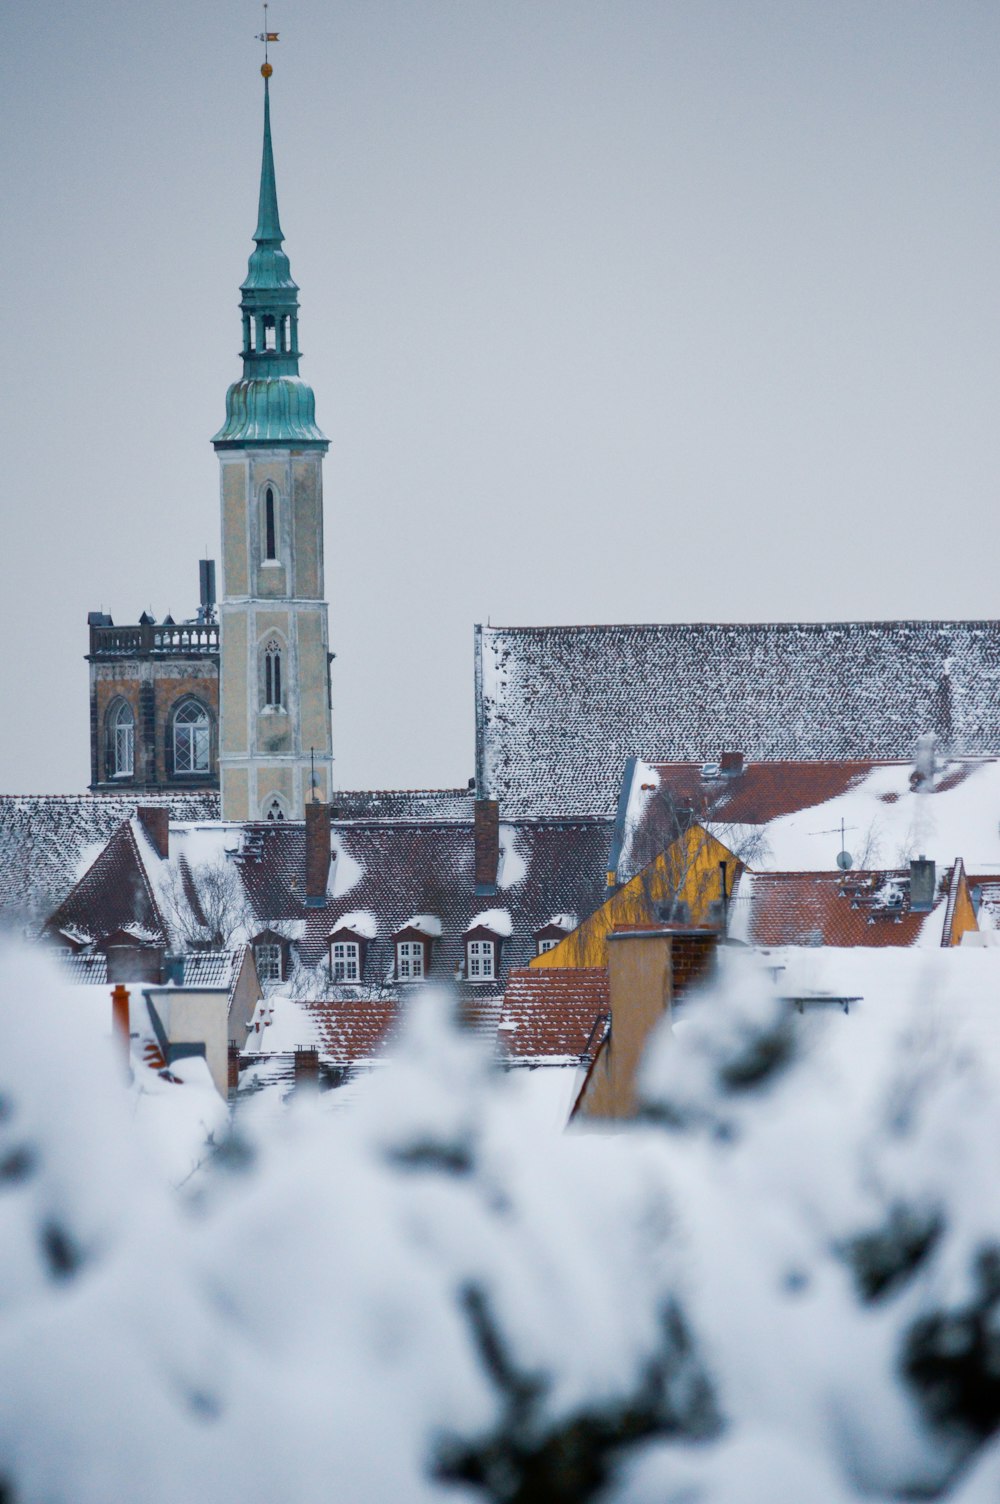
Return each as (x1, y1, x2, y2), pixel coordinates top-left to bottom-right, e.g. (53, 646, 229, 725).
(263, 639, 283, 708)
(264, 487, 277, 561)
(263, 315, 276, 351)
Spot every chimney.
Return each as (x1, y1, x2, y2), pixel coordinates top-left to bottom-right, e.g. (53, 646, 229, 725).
(137, 806, 169, 861)
(305, 802, 331, 905)
(719, 751, 745, 777)
(227, 1041, 241, 1097)
(294, 1045, 319, 1089)
(474, 799, 500, 893)
(595, 925, 719, 1118)
(910, 855, 936, 913)
(111, 983, 131, 1064)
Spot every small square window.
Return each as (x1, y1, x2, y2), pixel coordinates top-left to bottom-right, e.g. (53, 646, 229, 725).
(537, 937, 559, 955)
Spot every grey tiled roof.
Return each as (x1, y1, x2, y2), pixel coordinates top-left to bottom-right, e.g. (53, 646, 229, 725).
(475, 622, 1000, 816)
(0, 793, 220, 924)
(332, 789, 474, 821)
(238, 816, 612, 996)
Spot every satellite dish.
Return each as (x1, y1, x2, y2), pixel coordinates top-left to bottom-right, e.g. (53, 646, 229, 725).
(837, 850, 853, 871)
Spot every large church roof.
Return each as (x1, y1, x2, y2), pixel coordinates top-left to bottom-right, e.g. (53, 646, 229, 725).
(474, 621, 1000, 817)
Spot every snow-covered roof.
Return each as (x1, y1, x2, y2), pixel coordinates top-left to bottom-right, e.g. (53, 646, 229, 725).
(475, 621, 1000, 816)
(0, 793, 219, 925)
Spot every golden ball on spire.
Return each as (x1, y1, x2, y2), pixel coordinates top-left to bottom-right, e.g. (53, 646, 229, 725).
(261, 61, 273, 78)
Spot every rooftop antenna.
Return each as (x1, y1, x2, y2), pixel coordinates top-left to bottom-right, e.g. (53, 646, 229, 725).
(809, 817, 857, 871)
(256, 3, 279, 75)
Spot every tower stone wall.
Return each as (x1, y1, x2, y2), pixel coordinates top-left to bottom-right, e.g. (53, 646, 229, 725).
(212, 72, 333, 821)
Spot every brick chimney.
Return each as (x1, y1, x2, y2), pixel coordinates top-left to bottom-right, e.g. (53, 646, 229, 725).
(305, 802, 331, 905)
(227, 1042, 241, 1097)
(136, 806, 169, 860)
(294, 1045, 319, 1088)
(580, 925, 719, 1119)
(474, 799, 500, 893)
(720, 751, 745, 777)
(111, 983, 131, 1064)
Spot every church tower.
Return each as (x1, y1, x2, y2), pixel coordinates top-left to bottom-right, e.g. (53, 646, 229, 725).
(213, 64, 333, 821)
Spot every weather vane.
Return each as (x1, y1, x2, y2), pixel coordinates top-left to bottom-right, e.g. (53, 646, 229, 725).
(256, 3, 279, 77)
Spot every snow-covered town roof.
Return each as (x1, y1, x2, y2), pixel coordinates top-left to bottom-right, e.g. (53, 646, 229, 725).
(475, 621, 1000, 816)
(498, 968, 610, 1064)
(730, 866, 962, 948)
(0, 793, 220, 925)
(332, 788, 474, 821)
(46, 813, 613, 1003)
(617, 756, 1000, 881)
(231, 816, 611, 994)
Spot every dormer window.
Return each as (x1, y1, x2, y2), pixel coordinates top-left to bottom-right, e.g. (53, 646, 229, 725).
(332, 940, 360, 982)
(396, 940, 425, 980)
(533, 916, 576, 958)
(464, 914, 509, 982)
(255, 943, 282, 983)
(252, 930, 288, 986)
(467, 937, 496, 980)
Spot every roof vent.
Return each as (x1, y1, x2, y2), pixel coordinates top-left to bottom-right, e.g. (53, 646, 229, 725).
(701, 761, 722, 780)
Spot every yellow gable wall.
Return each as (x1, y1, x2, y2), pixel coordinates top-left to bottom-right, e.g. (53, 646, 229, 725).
(530, 824, 739, 971)
(947, 868, 979, 946)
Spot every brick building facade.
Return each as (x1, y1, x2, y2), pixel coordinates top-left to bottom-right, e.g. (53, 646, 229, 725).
(87, 614, 220, 793)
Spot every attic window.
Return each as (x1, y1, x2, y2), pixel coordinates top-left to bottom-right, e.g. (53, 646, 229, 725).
(466, 937, 496, 981)
(255, 942, 282, 983)
(396, 940, 425, 980)
(331, 941, 359, 982)
(537, 938, 559, 955)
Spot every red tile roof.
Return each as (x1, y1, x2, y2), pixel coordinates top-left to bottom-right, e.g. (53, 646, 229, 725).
(647, 760, 894, 826)
(298, 999, 398, 1064)
(740, 869, 945, 947)
(498, 968, 610, 1062)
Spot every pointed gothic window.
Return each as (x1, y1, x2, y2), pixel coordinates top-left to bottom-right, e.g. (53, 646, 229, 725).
(172, 699, 210, 775)
(107, 699, 134, 779)
(264, 487, 277, 561)
(263, 640, 283, 708)
(266, 800, 285, 822)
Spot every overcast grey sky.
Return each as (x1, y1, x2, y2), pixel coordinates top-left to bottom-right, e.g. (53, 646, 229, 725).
(4, 1, 1000, 795)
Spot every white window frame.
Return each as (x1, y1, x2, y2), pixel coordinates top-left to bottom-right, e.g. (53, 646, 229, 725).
(108, 699, 134, 778)
(255, 942, 282, 983)
(396, 939, 425, 980)
(173, 700, 210, 774)
(537, 937, 559, 955)
(467, 938, 496, 981)
(331, 940, 360, 982)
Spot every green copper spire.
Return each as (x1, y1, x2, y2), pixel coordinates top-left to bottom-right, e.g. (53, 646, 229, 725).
(254, 78, 283, 244)
(213, 69, 327, 449)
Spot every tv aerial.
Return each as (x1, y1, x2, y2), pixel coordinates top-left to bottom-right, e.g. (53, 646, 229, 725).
(809, 817, 857, 871)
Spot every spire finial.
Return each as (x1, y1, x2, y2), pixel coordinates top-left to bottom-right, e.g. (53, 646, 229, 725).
(256, 4, 278, 77)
